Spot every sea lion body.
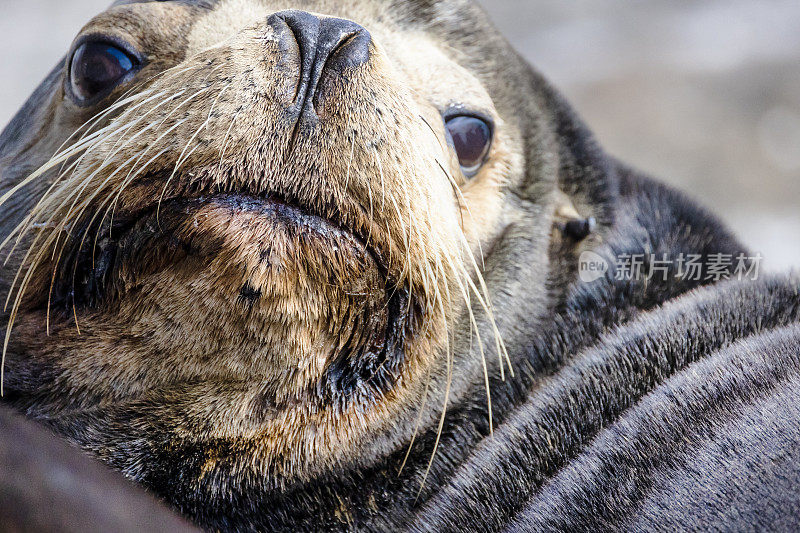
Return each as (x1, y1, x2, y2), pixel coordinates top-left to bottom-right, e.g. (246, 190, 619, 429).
(0, 0, 799, 531)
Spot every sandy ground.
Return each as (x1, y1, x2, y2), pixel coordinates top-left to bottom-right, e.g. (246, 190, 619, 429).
(1, 0, 798, 270)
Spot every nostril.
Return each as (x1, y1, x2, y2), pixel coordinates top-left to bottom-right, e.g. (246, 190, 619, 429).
(324, 29, 371, 76)
(310, 24, 371, 114)
(312, 29, 371, 113)
(267, 11, 321, 101)
(272, 10, 322, 68)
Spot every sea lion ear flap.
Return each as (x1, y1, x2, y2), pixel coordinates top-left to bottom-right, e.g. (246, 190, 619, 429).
(548, 178, 614, 296)
(553, 191, 596, 242)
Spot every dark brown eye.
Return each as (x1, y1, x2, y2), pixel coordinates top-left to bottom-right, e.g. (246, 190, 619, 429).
(69, 41, 138, 103)
(445, 115, 493, 177)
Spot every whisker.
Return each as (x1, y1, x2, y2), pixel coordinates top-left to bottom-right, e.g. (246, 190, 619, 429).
(415, 285, 453, 499)
(398, 366, 432, 474)
(156, 86, 214, 220)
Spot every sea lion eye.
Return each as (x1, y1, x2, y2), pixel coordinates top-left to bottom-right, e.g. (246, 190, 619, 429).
(69, 41, 138, 103)
(445, 115, 493, 177)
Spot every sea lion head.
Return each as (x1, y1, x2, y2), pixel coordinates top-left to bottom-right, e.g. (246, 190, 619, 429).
(0, 0, 616, 514)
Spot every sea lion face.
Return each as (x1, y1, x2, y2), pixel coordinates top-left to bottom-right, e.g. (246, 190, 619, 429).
(0, 0, 606, 490)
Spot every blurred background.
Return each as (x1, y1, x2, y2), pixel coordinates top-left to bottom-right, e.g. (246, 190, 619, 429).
(1, 0, 798, 270)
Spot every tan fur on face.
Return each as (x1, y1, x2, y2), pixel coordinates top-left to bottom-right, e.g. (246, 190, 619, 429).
(0, 0, 535, 483)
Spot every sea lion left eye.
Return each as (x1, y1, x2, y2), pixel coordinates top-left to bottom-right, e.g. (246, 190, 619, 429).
(445, 115, 493, 177)
(69, 41, 138, 103)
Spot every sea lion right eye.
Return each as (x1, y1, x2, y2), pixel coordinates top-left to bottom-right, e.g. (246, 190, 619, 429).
(445, 115, 493, 177)
(68, 40, 140, 104)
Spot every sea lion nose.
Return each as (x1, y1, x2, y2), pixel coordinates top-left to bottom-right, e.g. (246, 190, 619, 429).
(267, 10, 372, 116)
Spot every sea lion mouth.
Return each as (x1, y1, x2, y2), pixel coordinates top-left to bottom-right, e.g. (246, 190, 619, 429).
(53, 189, 387, 307)
(43, 188, 420, 403)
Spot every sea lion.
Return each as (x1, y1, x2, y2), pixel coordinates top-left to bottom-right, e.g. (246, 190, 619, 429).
(1, 0, 799, 531)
